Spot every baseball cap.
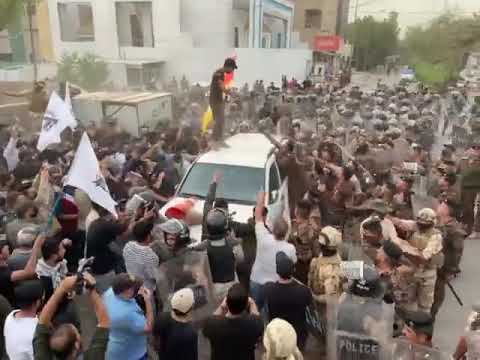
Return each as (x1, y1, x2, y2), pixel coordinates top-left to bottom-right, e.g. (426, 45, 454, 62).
(171, 288, 195, 315)
(276, 251, 294, 279)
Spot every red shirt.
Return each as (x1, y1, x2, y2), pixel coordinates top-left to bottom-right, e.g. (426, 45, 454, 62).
(58, 197, 79, 236)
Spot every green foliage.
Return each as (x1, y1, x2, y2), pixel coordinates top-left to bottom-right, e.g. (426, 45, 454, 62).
(57, 52, 109, 91)
(0, 0, 22, 32)
(347, 12, 400, 71)
(404, 14, 480, 89)
(0, 0, 39, 32)
(411, 61, 454, 91)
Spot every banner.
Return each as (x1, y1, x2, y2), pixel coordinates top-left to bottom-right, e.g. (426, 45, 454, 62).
(37, 91, 77, 152)
(65, 133, 117, 217)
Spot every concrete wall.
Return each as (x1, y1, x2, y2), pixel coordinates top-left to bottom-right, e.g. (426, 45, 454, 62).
(0, 46, 312, 89)
(48, 0, 183, 60)
(180, 0, 234, 48)
(163, 47, 311, 86)
(232, 9, 250, 48)
(293, 0, 340, 47)
(0, 63, 57, 82)
(0, 31, 11, 56)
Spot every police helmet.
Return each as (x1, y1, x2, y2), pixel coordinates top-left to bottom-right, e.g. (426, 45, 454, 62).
(206, 208, 229, 240)
(159, 219, 191, 244)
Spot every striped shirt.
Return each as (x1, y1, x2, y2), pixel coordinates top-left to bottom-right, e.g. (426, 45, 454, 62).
(123, 241, 159, 291)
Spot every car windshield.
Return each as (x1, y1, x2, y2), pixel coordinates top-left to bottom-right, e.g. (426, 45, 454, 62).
(178, 163, 265, 205)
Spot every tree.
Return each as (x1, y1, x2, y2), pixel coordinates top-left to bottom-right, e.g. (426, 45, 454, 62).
(347, 12, 400, 71)
(57, 52, 109, 91)
(0, 0, 39, 32)
(0, 0, 22, 32)
(404, 14, 480, 90)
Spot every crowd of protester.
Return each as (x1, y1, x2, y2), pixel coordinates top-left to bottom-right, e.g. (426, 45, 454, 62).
(0, 59, 479, 360)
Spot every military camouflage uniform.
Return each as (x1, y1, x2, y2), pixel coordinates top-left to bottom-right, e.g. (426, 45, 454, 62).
(390, 266, 418, 311)
(308, 254, 343, 301)
(431, 220, 466, 318)
(308, 254, 343, 351)
(411, 227, 444, 313)
(289, 219, 320, 285)
(460, 152, 480, 234)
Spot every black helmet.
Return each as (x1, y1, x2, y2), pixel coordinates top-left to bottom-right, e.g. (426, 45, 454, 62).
(206, 208, 229, 240)
(349, 265, 384, 299)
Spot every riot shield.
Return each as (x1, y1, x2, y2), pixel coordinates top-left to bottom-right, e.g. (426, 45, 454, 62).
(391, 339, 449, 360)
(156, 250, 217, 323)
(327, 293, 394, 360)
(411, 194, 438, 218)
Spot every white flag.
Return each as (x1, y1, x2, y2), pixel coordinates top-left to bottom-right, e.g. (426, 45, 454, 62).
(65, 133, 117, 217)
(37, 91, 77, 152)
(3, 137, 19, 172)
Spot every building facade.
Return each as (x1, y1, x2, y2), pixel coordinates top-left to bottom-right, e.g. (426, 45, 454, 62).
(42, 0, 309, 88)
(293, 0, 350, 47)
(292, 0, 351, 79)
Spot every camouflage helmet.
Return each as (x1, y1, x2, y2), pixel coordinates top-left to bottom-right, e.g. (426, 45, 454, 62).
(417, 208, 436, 225)
(319, 226, 342, 248)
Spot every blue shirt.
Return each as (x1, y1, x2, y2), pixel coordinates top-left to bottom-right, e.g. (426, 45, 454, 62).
(103, 288, 147, 360)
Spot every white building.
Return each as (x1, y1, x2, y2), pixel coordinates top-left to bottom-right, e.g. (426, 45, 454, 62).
(47, 0, 311, 88)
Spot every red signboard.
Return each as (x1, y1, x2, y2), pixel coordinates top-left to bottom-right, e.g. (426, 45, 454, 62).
(314, 35, 343, 52)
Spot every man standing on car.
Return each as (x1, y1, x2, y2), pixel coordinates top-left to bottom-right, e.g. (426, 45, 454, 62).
(209, 58, 237, 145)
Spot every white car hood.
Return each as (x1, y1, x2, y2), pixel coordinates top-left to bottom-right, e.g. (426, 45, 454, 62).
(160, 197, 254, 243)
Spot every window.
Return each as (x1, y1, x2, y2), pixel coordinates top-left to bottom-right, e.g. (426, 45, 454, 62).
(115, 2, 154, 47)
(305, 9, 322, 29)
(234, 27, 239, 48)
(58, 3, 95, 42)
(126, 66, 142, 87)
(178, 163, 265, 205)
(277, 33, 282, 48)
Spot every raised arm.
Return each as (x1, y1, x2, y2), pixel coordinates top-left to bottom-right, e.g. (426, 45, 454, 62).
(83, 273, 110, 328)
(202, 172, 221, 239)
(11, 234, 45, 282)
(38, 275, 77, 325)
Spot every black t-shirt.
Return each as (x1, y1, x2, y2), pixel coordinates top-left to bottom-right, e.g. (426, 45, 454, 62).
(203, 314, 263, 360)
(0, 265, 14, 305)
(87, 219, 124, 275)
(209, 69, 225, 106)
(153, 312, 198, 360)
(264, 281, 313, 342)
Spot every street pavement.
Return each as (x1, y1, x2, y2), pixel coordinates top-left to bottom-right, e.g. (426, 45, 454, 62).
(349, 71, 401, 92)
(434, 239, 480, 354)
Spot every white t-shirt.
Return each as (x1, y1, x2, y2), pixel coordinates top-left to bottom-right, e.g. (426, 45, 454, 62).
(4, 310, 38, 360)
(250, 223, 297, 285)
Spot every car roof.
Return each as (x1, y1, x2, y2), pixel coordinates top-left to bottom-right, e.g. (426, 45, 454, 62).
(197, 133, 275, 168)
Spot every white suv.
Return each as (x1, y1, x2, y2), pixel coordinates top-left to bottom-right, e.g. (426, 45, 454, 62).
(160, 133, 289, 242)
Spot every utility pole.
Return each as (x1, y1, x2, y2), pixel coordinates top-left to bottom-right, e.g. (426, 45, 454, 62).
(354, 0, 360, 22)
(26, 0, 38, 82)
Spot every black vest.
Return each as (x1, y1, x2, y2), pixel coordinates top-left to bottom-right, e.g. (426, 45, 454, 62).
(207, 239, 236, 283)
